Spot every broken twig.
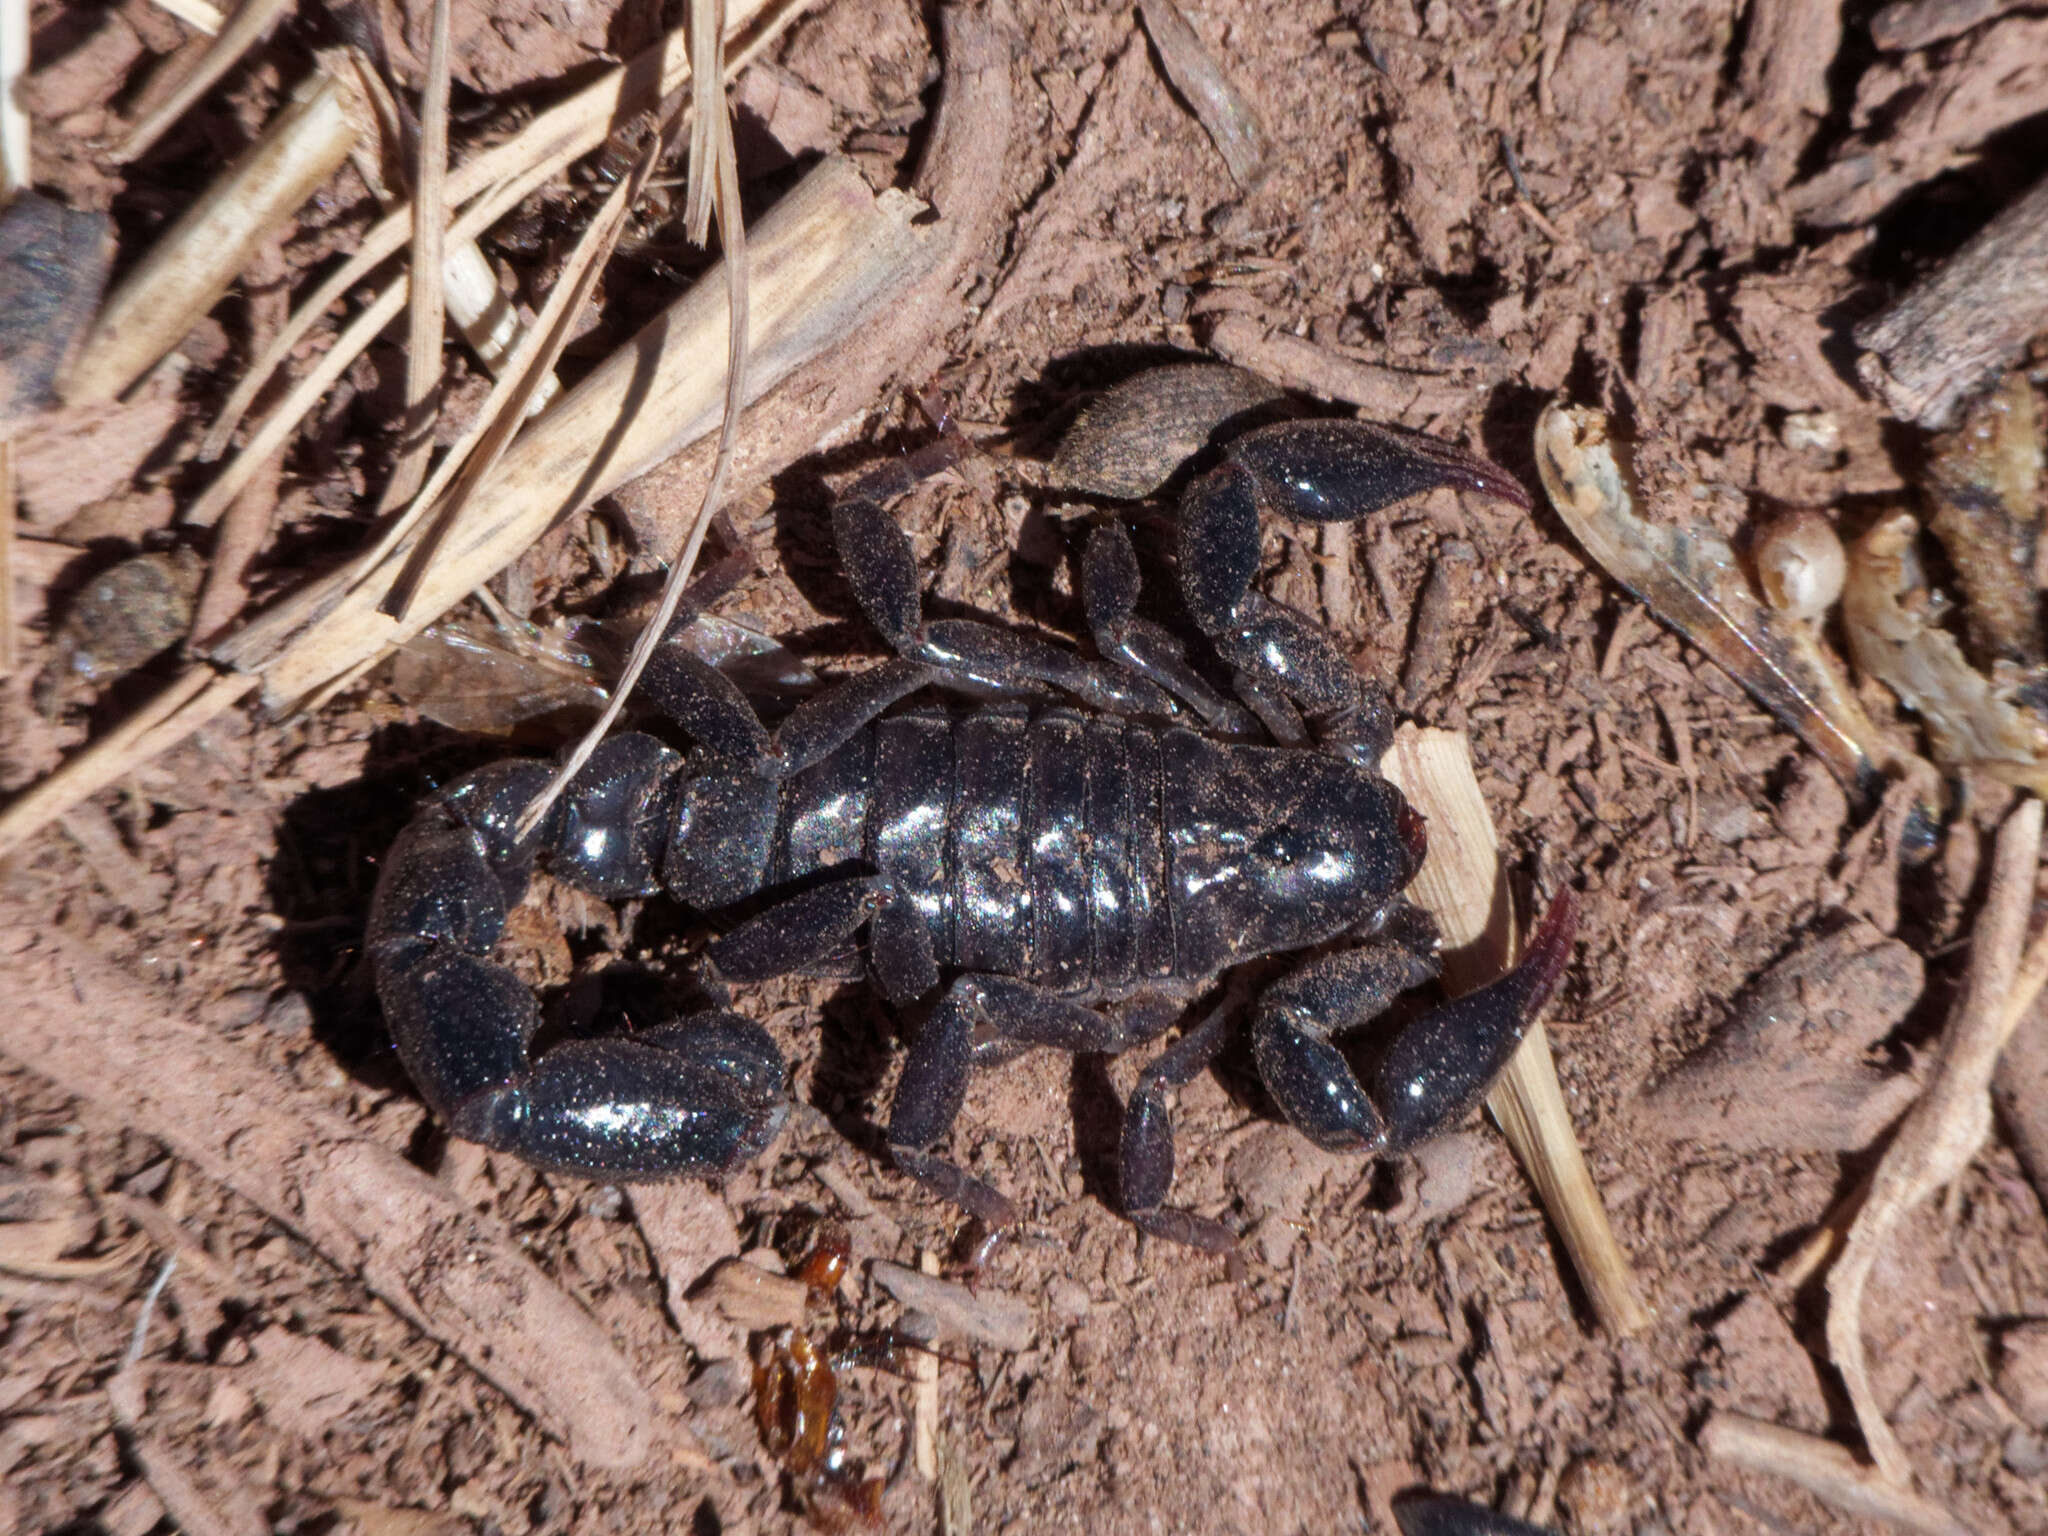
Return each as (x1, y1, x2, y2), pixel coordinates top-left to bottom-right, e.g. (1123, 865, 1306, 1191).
(1826, 794, 2045, 1483)
(1700, 1414, 1972, 1536)
(1854, 173, 2048, 430)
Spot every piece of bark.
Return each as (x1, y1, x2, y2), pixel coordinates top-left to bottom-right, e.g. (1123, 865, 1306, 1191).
(691, 1257, 809, 1333)
(1994, 984, 2048, 1218)
(1791, 16, 2048, 232)
(1870, 0, 2034, 50)
(0, 918, 659, 1469)
(0, 191, 113, 431)
(1739, 0, 1840, 185)
(1854, 173, 2048, 429)
(1639, 923, 1925, 1152)
(870, 1260, 1034, 1352)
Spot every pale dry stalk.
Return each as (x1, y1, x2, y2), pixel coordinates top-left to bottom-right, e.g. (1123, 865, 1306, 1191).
(1700, 1414, 1973, 1536)
(197, 0, 795, 458)
(70, 64, 374, 405)
(517, 0, 752, 838)
(1380, 725, 1650, 1336)
(379, 0, 454, 513)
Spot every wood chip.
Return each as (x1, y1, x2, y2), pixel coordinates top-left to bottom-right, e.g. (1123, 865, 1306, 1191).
(870, 1260, 1034, 1352)
(1138, 0, 1270, 188)
(1854, 172, 2048, 430)
(691, 1258, 809, 1333)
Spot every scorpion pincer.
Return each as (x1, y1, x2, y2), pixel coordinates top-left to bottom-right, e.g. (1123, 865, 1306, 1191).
(365, 364, 1578, 1250)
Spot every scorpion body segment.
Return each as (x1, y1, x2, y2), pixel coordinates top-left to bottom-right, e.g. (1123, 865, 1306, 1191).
(368, 365, 1577, 1247)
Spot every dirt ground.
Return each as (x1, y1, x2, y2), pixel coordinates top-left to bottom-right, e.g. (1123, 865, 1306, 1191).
(6, 0, 2048, 1533)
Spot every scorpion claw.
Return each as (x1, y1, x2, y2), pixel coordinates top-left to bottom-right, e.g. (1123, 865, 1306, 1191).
(456, 1018, 787, 1180)
(1375, 887, 1578, 1153)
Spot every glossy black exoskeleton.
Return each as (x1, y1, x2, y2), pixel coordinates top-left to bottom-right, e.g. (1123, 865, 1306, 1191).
(365, 364, 1578, 1247)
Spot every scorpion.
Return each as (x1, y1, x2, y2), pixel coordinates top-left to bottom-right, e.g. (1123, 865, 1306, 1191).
(366, 364, 1577, 1251)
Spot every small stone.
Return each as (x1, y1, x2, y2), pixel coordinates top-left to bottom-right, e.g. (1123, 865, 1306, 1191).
(261, 991, 314, 1036)
(1047, 1278, 1092, 1322)
(583, 1185, 625, 1221)
(1557, 1457, 1633, 1535)
(685, 1357, 749, 1410)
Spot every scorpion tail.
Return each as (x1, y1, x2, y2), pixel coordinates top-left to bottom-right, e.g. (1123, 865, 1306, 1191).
(1372, 886, 1579, 1154)
(367, 763, 789, 1182)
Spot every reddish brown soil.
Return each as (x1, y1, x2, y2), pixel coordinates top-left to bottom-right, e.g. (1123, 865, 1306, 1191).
(5, 2, 2048, 1534)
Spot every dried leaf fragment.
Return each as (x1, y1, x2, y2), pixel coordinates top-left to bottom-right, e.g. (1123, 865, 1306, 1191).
(1843, 510, 2048, 793)
(1534, 402, 1894, 807)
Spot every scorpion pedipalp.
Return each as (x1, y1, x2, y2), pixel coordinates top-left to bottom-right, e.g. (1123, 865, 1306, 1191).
(1177, 416, 1530, 721)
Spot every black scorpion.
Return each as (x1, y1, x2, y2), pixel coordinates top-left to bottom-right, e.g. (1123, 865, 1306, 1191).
(366, 365, 1578, 1250)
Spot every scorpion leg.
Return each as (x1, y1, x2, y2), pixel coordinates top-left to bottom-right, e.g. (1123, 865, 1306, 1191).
(1118, 1001, 1238, 1251)
(1081, 520, 1258, 733)
(834, 498, 1180, 717)
(711, 872, 940, 1005)
(888, 975, 1181, 1229)
(1252, 889, 1576, 1154)
(1177, 419, 1529, 718)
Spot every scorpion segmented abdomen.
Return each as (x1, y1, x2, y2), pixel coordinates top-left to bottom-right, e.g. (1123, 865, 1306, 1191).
(870, 713, 956, 960)
(952, 710, 1030, 976)
(1024, 711, 1090, 990)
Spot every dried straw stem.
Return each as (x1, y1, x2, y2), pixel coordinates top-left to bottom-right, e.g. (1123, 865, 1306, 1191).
(1380, 724, 1650, 1336)
(379, 0, 454, 513)
(197, 0, 799, 458)
(116, 0, 292, 162)
(70, 64, 375, 405)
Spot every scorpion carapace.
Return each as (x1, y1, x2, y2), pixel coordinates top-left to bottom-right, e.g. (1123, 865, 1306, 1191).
(366, 363, 1578, 1249)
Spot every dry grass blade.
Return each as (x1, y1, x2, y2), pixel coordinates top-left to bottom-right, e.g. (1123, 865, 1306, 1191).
(196, 0, 797, 458)
(181, 148, 565, 528)
(373, 132, 666, 618)
(379, 0, 453, 514)
(0, 153, 940, 856)
(1825, 793, 2045, 1484)
(71, 65, 373, 406)
(145, 0, 226, 32)
(5, 0, 31, 677)
(1380, 724, 1649, 1336)
(117, 0, 293, 162)
(0, 666, 256, 854)
(517, 0, 751, 839)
